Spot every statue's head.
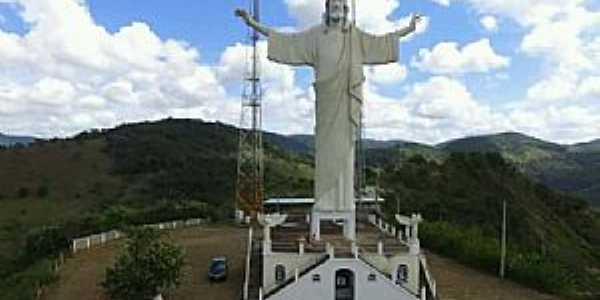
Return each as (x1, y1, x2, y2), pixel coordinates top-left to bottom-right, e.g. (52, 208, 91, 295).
(324, 0, 349, 26)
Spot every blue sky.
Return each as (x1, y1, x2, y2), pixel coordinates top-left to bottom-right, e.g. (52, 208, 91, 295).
(0, 0, 598, 144)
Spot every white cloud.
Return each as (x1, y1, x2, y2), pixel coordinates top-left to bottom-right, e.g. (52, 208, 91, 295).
(1, 0, 598, 146)
(364, 76, 509, 144)
(480, 15, 498, 32)
(413, 39, 510, 74)
(464, 0, 586, 26)
(366, 63, 407, 85)
(577, 76, 600, 99)
(430, 0, 451, 7)
(526, 69, 578, 102)
(216, 41, 314, 135)
(0, 0, 232, 137)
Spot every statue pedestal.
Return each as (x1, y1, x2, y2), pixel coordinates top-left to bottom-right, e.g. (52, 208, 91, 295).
(310, 209, 356, 241)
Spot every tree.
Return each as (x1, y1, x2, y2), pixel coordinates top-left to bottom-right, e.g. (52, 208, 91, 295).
(102, 227, 185, 300)
(25, 226, 69, 259)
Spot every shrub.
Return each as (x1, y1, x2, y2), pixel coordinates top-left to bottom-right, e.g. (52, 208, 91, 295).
(421, 221, 578, 296)
(17, 187, 29, 199)
(36, 186, 49, 198)
(24, 226, 69, 261)
(102, 227, 185, 300)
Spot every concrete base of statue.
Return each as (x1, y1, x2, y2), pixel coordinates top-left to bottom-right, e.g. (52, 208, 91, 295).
(310, 208, 356, 241)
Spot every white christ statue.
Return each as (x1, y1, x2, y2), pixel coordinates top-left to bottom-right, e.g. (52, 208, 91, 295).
(236, 0, 422, 240)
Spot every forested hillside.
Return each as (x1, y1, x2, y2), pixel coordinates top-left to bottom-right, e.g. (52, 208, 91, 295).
(1, 119, 599, 298)
(379, 152, 600, 296)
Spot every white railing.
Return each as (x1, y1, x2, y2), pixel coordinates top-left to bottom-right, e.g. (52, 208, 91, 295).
(419, 255, 437, 299)
(71, 218, 206, 253)
(368, 214, 408, 245)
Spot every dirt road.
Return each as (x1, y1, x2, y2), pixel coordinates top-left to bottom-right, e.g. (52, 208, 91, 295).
(42, 226, 247, 300)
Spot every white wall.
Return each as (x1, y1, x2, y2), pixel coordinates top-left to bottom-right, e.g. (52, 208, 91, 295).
(263, 253, 322, 292)
(268, 258, 419, 300)
(362, 253, 420, 294)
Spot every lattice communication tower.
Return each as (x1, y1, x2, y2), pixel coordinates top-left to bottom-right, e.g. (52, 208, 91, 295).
(235, 0, 264, 218)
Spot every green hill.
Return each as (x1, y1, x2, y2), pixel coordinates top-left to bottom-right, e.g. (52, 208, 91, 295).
(266, 132, 600, 206)
(0, 119, 312, 279)
(1, 119, 599, 298)
(437, 133, 600, 206)
(379, 152, 600, 296)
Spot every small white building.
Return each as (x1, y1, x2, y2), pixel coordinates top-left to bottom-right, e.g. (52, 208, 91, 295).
(242, 199, 438, 300)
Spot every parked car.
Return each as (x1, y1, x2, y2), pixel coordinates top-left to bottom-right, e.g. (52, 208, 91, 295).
(208, 257, 228, 281)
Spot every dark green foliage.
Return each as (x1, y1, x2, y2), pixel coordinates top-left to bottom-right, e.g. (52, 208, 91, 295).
(104, 119, 312, 205)
(36, 186, 49, 198)
(102, 227, 185, 300)
(17, 187, 29, 199)
(105, 119, 238, 204)
(421, 221, 578, 296)
(24, 226, 69, 261)
(0, 258, 57, 300)
(381, 152, 600, 296)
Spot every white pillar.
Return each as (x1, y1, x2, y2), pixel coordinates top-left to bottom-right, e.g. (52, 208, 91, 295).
(343, 211, 356, 241)
(377, 241, 384, 256)
(310, 210, 321, 241)
(295, 268, 299, 282)
(263, 226, 272, 255)
(263, 226, 271, 243)
(421, 286, 427, 300)
(327, 243, 334, 258)
(299, 241, 305, 256)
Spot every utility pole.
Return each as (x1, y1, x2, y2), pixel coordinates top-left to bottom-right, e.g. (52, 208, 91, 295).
(499, 199, 507, 279)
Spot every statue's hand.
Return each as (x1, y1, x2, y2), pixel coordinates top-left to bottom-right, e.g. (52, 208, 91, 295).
(409, 13, 423, 31)
(235, 9, 250, 23)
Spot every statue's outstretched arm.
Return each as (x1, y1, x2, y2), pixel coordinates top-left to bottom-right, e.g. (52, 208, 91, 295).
(235, 9, 273, 37)
(392, 13, 423, 39)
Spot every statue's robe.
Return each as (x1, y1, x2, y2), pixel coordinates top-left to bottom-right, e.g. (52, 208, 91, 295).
(268, 24, 399, 212)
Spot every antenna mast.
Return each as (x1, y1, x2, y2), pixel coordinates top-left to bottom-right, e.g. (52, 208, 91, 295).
(236, 0, 264, 220)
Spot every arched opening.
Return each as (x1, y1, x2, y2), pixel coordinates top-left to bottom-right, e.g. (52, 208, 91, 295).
(335, 268, 354, 300)
(275, 264, 286, 284)
(395, 264, 409, 285)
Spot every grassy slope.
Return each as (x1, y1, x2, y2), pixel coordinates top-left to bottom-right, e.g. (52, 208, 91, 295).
(0, 119, 312, 275)
(0, 139, 123, 266)
(379, 153, 600, 296)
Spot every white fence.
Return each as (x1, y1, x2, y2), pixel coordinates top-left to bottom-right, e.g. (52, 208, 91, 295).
(71, 218, 206, 253)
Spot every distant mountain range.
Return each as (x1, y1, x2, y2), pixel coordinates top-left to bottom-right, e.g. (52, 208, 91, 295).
(2, 127, 599, 206)
(0, 133, 35, 147)
(266, 132, 600, 206)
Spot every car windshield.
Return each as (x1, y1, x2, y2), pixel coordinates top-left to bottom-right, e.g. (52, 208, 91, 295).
(210, 260, 226, 273)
